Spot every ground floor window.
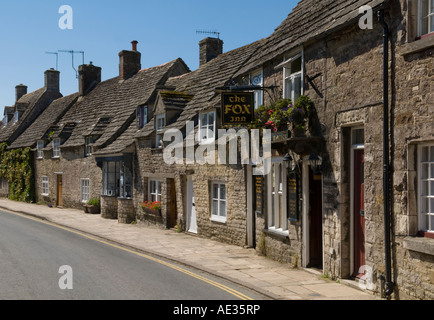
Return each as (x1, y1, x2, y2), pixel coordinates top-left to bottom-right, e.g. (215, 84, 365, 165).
(419, 144, 434, 233)
(42, 176, 49, 196)
(149, 179, 162, 202)
(81, 178, 90, 203)
(102, 161, 120, 196)
(211, 182, 226, 222)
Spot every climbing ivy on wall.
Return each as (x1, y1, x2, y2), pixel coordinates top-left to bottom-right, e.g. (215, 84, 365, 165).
(0, 143, 35, 203)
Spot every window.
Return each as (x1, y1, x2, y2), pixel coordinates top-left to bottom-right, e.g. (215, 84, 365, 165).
(267, 160, 288, 232)
(419, 0, 434, 36)
(119, 162, 132, 198)
(52, 138, 61, 158)
(199, 110, 216, 144)
(283, 53, 303, 102)
(155, 114, 165, 148)
(14, 111, 19, 123)
(137, 105, 148, 129)
(102, 161, 120, 196)
(85, 136, 93, 157)
(42, 176, 49, 196)
(419, 144, 434, 233)
(37, 141, 44, 159)
(250, 69, 263, 109)
(149, 179, 162, 202)
(211, 182, 226, 222)
(81, 179, 90, 203)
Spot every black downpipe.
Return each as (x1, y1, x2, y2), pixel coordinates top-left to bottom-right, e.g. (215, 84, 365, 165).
(378, 9, 394, 300)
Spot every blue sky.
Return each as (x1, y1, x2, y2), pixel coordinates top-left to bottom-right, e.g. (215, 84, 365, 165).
(0, 1, 298, 115)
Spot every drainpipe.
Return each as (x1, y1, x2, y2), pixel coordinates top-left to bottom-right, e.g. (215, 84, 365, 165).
(378, 9, 394, 300)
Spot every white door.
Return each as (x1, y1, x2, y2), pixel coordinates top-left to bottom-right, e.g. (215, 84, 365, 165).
(187, 176, 197, 234)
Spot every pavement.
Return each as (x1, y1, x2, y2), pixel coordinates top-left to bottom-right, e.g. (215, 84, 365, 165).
(0, 198, 379, 300)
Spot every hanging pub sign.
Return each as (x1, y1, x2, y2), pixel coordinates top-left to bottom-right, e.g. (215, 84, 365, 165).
(221, 92, 255, 126)
(255, 175, 264, 215)
(287, 172, 299, 221)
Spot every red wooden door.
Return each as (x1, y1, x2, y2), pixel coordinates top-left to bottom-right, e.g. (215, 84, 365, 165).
(354, 149, 365, 277)
(309, 169, 323, 269)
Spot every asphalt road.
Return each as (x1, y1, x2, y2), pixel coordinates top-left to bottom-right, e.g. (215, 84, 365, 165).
(0, 210, 269, 300)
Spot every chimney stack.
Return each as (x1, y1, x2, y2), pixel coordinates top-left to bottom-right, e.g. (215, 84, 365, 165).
(15, 84, 28, 102)
(78, 62, 101, 96)
(199, 37, 223, 67)
(119, 41, 141, 80)
(44, 68, 60, 92)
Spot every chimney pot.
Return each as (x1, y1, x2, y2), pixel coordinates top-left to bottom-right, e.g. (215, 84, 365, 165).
(119, 42, 141, 80)
(131, 40, 138, 51)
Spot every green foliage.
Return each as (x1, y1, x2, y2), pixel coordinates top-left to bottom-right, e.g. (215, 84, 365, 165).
(87, 198, 100, 207)
(0, 143, 35, 202)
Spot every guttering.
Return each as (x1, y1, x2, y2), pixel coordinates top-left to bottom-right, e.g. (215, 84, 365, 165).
(377, 9, 394, 300)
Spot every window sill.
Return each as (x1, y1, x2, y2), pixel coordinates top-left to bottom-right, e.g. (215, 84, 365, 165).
(403, 236, 434, 256)
(400, 35, 434, 56)
(210, 216, 226, 224)
(264, 227, 289, 241)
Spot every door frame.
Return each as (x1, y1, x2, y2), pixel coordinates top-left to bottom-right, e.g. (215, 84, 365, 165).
(302, 158, 324, 269)
(350, 132, 365, 276)
(56, 173, 63, 207)
(186, 175, 197, 234)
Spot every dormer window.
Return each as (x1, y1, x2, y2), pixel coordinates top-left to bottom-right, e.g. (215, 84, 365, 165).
(52, 138, 61, 158)
(37, 140, 45, 159)
(199, 110, 216, 144)
(137, 105, 148, 129)
(155, 114, 165, 148)
(85, 136, 93, 157)
(14, 111, 19, 123)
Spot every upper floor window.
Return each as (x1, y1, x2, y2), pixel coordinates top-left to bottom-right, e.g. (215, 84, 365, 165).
(14, 111, 19, 123)
(250, 69, 263, 109)
(199, 110, 216, 144)
(85, 136, 93, 157)
(155, 114, 165, 148)
(419, 0, 434, 37)
(419, 144, 434, 233)
(283, 52, 303, 102)
(137, 105, 148, 129)
(52, 138, 61, 158)
(37, 140, 44, 159)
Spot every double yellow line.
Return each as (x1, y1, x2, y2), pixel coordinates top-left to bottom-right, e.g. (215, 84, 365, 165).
(6, 210, 254, 300)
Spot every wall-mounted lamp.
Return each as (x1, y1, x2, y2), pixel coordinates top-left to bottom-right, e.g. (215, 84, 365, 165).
(307, 153, 323, 173)
(283, 153, 297, 172)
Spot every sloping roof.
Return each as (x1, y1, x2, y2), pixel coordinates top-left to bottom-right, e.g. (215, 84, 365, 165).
(136, 39, 265, 138)
(238, 0, 386, 74)
(56, 58, 188, 150)
(0, 87, 46, 144)
(9, 93, 79, 149)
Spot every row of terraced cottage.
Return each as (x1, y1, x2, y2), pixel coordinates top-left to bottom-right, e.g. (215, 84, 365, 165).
(1, 0, 433, 300)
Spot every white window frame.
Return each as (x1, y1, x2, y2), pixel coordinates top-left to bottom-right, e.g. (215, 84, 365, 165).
(267, 159, 288, 233)
(85, 136, 93, 157)
(42, 176, 49, 196)
(418, 0, 434, 37)
(283, 51, 304, 102)
(37, 140, 44, 159)
(155, 114, 165, 148)
(149, 179, 162, 203)
(52, 138, 61, 158)
(14, 111, 19, 123)
(102, 161, 120, 197)
(198, 110, 216, 145)
(418, 144, 434, 233)
(211, 181, 226, 222)
(250, 69, 263, 109)
(80, 178, 90, 203)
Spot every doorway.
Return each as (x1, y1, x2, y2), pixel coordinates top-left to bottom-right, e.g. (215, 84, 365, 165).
(353, 148, 365, 277)
(186, 176, 197, 234)
(167, 178, 177, 229)
(308, 169, 323, 269)
(56, 174, 63, 207)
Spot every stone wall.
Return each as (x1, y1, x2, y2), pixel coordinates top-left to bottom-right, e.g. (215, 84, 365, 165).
(101, 195, 118, 219)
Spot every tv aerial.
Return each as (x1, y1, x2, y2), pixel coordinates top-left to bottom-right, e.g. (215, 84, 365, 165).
(196, 29, 221, 39)
(58, 50, 85, 78)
